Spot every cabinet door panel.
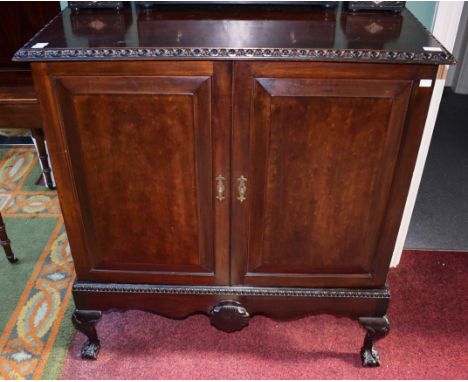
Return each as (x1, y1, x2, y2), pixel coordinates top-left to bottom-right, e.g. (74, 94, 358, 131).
(232, 62, 417, 287)
(41, 62, 230, 285)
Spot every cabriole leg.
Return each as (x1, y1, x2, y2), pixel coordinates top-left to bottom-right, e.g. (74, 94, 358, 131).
(358, 315, 390, 367)
(72, 309, 102, 360)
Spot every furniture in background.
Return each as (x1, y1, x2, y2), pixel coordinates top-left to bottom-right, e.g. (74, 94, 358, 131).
(0, 2, 59, 190)
(0, 212, 16, 263)
(0, 2, 59, 264)
(15, 3, 454, 366)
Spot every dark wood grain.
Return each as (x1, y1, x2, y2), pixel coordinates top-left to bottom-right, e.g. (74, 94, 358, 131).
(26, 4, 444, 364)
(0, 74, 40, 130)
(0, 2, 59, 120)
(231, 61, 434, 288)
(0, 3, 59, 189)
(72, 282, 390, 319)
(33, 61, 230, 285)
(14, 5, 454, 64)
(0, 102, 41, 129)
(0, 2, 60, 70)
(0, 3, 55, 267)
(31, 57, 437, 364)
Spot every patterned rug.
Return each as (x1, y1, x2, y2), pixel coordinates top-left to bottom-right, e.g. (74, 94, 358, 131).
(0, 146, 74, 379)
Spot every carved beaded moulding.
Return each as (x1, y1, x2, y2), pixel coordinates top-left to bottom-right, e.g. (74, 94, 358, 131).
(14, 47, 455, 64)
(73, 282, 390, 299)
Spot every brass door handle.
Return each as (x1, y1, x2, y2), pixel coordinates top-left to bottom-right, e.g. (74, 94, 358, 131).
(215, 175, 225, 202)
(237, 175, 247, 202)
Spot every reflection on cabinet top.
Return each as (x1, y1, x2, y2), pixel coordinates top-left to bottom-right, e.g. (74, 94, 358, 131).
(14, 3, 454, 64)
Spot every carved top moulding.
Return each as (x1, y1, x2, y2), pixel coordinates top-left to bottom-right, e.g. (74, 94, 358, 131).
(14, 3, 455, 65)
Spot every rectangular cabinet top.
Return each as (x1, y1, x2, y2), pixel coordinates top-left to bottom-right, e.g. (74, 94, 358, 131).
(14, 3, 454, 65)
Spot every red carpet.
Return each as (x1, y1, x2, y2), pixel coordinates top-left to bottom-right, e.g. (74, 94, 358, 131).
(61, 251, 468, 379)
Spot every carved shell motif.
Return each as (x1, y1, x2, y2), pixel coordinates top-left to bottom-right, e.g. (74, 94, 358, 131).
(209, 301, 250, 333)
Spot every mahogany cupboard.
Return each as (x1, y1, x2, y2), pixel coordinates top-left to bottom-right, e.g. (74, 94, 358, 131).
(15, 3, 454, 366)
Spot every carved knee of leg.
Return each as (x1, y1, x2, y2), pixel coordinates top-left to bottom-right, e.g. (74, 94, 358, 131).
(72, 310, 102, 360)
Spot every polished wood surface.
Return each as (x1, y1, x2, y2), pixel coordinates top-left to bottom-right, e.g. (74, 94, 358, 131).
(0, 2, 60, 70)
(0, 102, 41, 130)
(137, 5, 336, 48)
(0, 74, 41, 130)
(73, 283, 389, 320)
(0, 2, 59, 191)
(0, 3, 59, 130)
(31, 57, 437, 363)
(33, 61, 231, 285)
(231, 61, 436, 287)
(32, 60, 436, 287)
(15, 4, 453, 64)
(0, 3, 59, 262)
(24, 3, 447, 364)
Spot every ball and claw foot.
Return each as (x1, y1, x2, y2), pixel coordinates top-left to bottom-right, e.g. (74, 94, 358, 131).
(81, 339, 101, 360)
(359, 315, 390, 367)
(72, 310, 102, 360)
(360, 346, 381, 367)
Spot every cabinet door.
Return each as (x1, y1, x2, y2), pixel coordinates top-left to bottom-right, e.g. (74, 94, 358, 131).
(34, 61, 230, 285)
(232, 61, 435, 288)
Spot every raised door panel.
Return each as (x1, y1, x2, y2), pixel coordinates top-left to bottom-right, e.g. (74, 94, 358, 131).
(40, 62, 230, 285)
(232, 62, 424, 288)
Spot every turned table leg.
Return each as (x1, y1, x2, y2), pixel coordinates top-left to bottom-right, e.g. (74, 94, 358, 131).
(358, 315, 390, 367)
(72, 310, 102, 360)
(0, 212, 17, 264)
(31, 128, 55, 190)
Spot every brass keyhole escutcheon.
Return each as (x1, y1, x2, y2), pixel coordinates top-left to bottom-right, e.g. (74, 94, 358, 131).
(237, 175, 247, 202)
(215, 175, 225, 202)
